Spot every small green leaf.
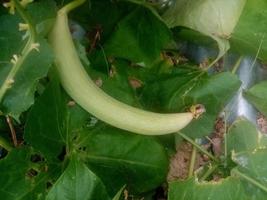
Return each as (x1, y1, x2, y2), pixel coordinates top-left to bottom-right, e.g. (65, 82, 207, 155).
(244, 81, 267, 116)
(46, 156, 110, 200)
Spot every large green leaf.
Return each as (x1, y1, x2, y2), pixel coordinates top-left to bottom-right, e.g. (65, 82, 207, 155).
(87, 60, 142, 106)
(162, 0, 246, 61)
(0, 148, 59, 200)
(0, 1, 56, 118)
(24, 79, 67, 160)
(24, 78, 89, 160)
(244, 81, 267, 116)
(78, 123, 169, 195)
(104, 7, 171, 66)
(73, 0, 134, 42)
(1, 39, 54, 118)
(168, 177, 248, 200)
(27, 0, 57, 36)
(142, 66, 241, 138)
(232, 150, 267, 199)
(231, 0, 267, 60)
(0, 15, 23, 60)
(226, 118, 260, 154)
(46, 156, 110, 200)
(226, 119, 267, 198)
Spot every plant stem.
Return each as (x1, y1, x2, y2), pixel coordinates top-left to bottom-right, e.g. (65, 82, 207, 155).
(232, 168, 267, 193)
(178, 132, 218, 162)
(6, 115, 17, 147)
(231, 56, 243, 74)
(0, 136, 13, 152)
(200, 164, 218, 181)
(223, 113, 228, 167)
(60, 0, 86, 14)
(188, 144, 197, 178)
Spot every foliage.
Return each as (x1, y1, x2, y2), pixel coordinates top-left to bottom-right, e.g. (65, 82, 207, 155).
(0, 0, 267, 199)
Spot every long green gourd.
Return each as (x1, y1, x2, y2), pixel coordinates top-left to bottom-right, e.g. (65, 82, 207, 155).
(49, 0, 195, 135)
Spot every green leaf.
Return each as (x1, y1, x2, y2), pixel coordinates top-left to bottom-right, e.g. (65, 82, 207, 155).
(87, 59, 143, 106)
(142, 66, 241, 138)
(78, 123, 169, 195)
(74, 0, 133, 42)
(0, 0, 56, 118)
(104, 7, 171, 66)
(112, 185, 125, 200)
(233, 150, 267, 185)
(46, 156, 110, 200)
(226, 119, 267, 198)
(227, 118, 267, 155)
(244, 81, 267, 116)
(0, 148, 58, 200)
(0, 148, 32, 200)
(162, 0, 246, 61)
(0, 15, 23, 60)
(232, 150, 267, 199)
(24, 79, 67, 160)
(226, 118, 260, 154)
(1, 38, 54, 118)
(27, 0, 57, 36)
(27, 0, 57, 26)
(231, 0, 267, 60)
(168, 177, 248, 200)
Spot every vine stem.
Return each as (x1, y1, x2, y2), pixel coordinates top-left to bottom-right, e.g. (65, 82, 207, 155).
(6, 116, 17, 147)
(0, 0, 36, 105)
(188, 144, 197, 178)
(231, 56, 243, 74)
(178, 132, 218, 162)
(200, 164, 218, 181)
(0, 136, 13, 152)
(232, 168, 267, 193)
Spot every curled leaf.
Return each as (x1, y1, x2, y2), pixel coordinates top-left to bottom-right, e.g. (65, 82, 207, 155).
(162, 0, 246, 61)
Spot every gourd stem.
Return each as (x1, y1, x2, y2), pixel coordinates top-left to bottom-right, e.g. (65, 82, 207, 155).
(60, 0, 86, 14)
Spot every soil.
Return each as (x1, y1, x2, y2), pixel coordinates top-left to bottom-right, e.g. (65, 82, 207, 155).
(257, 114, 267, 133)
(167, 117, 226, 182)
(210, 117, 225, 157)
(167, 142, 206, 181)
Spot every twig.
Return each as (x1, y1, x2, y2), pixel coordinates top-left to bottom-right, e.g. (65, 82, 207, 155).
(6, 116, 18, 147)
